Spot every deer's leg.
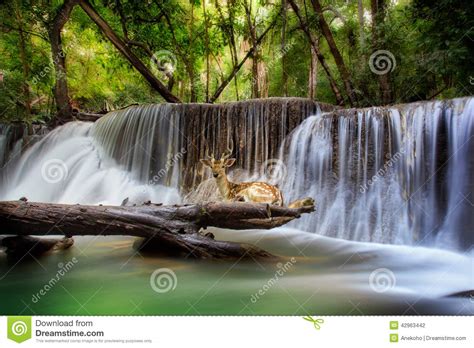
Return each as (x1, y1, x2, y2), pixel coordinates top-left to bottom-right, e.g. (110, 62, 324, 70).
(232, 194, 246, 202)
(232, 188, 250, 203)
(287, 197, 315, 209)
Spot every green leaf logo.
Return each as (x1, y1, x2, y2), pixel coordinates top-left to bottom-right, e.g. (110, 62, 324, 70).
(7, 316, 32, 343)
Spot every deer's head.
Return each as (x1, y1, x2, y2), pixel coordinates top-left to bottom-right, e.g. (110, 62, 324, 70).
(200, 140, 236, 179)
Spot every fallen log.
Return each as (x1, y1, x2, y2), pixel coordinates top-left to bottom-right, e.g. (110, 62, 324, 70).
(73, 111, 103, 122)
(0, 236, 73, 259)
(70, 107, 104, 122)
(0, 199, 315, 260)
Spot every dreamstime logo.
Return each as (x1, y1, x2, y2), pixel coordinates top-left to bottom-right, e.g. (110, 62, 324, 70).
(369, 50, 396, 75)
(41, 159, 68, 184)
(369, 268, 396, 293)
(7, 316, 32, 343)
(260, 159, 287, 183)
(11, 321, 28, 336)
(150, 268, 177, 293)
(150, 50, 177, 75)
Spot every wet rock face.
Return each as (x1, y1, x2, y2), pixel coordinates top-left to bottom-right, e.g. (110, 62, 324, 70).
(180, 98, 335, 190)
(0, 123, 49, 168)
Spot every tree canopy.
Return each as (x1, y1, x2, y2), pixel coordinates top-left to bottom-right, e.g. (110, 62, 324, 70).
(1, 0, 473, 123)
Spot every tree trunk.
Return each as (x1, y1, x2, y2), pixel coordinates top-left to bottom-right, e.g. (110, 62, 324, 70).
(188, 2, 197, 102)
(310, 0, 357, 106)
(244, 0, 260, 99)
(357, 0, 365, 49)
(281, 0, 288, 96)
(1, 236, 73, 259)
(153, 3, 194, 102)
(288, 0, 344, 105)
(114, 0, 174, 92)
(0, 199, 315, 259)
(203, 0, 210, 102)
(48, 0, 79, 124)
(215, 0, 240, 100)
(308, 43, 318, 99)
(371, 0, 392, 104)
(72, 110, 104, 122)
(14, 3, 31, 116)
(78, 0, 180, 103)
(227, 0, 240, 100)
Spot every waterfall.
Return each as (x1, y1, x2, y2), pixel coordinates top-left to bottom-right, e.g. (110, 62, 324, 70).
(0, 121, 180, 205)
(0, 98, 323, 205)
(92, 104, 184, 188)
(0, 97, 472, 251)
(279, 97, 474, 250)
(88, 98, 324, 190)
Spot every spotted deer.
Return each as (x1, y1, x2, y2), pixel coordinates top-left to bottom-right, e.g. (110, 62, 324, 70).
(200, 141, 284, 206)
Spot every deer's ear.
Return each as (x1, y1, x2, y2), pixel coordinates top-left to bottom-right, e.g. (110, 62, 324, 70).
(200, 159, 212, 167)
(225, 158, 236, 167)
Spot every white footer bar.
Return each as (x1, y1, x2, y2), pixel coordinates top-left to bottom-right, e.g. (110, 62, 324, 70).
(1, 316, 472, 347)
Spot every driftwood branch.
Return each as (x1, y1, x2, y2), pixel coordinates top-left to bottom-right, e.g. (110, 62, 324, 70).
(0, 199, 315, 260)
(72, 111, 104, 122)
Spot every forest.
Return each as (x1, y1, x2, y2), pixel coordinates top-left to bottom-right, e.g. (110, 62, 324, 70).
(1, 0, 473, 124)
(1, 0, 474, 318)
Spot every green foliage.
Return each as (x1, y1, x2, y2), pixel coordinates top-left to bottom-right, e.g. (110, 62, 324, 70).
(408, 0, 474, 98)
(0, 0, 473, 123)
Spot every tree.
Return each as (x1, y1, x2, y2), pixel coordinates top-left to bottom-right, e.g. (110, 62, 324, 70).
(243, 0, 260, 98)
(0, 199, 315, 259)
(14, 1, 31, 116)
(1, 0, 473, 121)
(78, 0, 180, 103)
(288, 0, 344, 105)
(214, 0, 240, 100)
(310, 0, 357, 106)
(370, 0, 392, 104)
(48, 0, 79, 123)
(357, 0, 365, 49)
(281, 0, 288, 96)
(210, 14, 279, 103)
(203, 0, 210, 102)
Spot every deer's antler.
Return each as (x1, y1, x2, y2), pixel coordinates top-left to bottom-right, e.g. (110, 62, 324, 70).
(221, 137, 234, 161)
(203, 136, 214, 160)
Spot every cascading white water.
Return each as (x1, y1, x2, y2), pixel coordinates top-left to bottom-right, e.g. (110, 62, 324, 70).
(91, 104, 183, 187)
(279, 97, 474, 250)
(0, 119, 180, 205)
